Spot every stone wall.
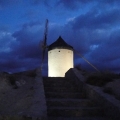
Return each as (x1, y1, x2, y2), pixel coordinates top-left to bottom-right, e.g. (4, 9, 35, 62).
(29, 68, 47, 120)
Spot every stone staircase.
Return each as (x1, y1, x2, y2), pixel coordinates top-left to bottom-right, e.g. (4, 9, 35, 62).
(43, 77, 109, 120)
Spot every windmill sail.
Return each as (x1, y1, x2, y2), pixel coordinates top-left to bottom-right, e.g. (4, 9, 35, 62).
(41, 19, 48, 69)
(74, 50, 100, 72)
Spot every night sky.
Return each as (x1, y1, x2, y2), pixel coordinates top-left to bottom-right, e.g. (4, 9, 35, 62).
(0, 0, 120, 75)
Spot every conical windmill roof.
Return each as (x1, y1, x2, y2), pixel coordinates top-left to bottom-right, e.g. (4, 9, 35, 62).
(48, 36, 73, 51)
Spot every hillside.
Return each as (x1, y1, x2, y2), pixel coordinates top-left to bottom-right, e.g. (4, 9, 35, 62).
(0, 69, 37, 117)
(0, 68, 120, 119)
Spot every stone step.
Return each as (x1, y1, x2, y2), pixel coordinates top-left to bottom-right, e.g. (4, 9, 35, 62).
(43, 81, 76, 88)
(47, 107, 104, 117)
(43, 77, 66, 80)
(43, 82, 75, 88)
(43, 77, 75, 85)
(43, 77, 66, 82)
(43, 77, 72, 82)
(44, 87, 81, 93)
(48, 117, 110, 120)
(46, 99, 97, 107)
(45, 92, 86, 99)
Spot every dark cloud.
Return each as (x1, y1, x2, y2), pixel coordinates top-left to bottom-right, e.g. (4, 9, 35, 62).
(80, 28, 120, 73)
(69, 8, 120, 30)
(0, 54, 40, 73)
(12, 21, 43, 60)
(31, 0, 92, 10)
(57, 0, 95, 10)
(0, 18, 120, 73)
(90, 29, 120, 62)
(57, 0, 120, 10)
(0, 21, 44, 73)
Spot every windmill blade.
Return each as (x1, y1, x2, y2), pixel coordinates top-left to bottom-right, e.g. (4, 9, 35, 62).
(41, 19, 48, 69)
(42, 47, 46, 63)
(43, 19, 48, 48)
(74, 49, 100, 72)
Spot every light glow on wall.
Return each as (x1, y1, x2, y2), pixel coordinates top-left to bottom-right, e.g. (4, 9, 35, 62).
(48, 48, 73, 77)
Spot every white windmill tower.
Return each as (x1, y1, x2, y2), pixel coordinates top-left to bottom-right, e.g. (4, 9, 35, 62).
(48, 36, 74, 77)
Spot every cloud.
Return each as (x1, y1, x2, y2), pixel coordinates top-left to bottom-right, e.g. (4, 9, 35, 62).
(1, 0, 120, 74)
(79, 28, 120, 73)
(57, 0, 98, 10)
(12, 21, 44, 59)
(0, 31, 16, 52)
(68, 8, 120, 30)
(57, 0, 120, 8)
(0, 19, 120, 73)
(90, 29, 120, 62)
(0, 30, 20, 72)
(0, 21, 45, 73)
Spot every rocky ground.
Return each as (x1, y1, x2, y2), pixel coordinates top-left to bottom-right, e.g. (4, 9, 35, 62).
(0, 69, 37, 117)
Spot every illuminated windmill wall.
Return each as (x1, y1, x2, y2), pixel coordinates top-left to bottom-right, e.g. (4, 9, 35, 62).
(48, 36, 74, 77)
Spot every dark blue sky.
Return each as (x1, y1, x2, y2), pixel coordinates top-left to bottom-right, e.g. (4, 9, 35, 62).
(0, 0, 120, 74)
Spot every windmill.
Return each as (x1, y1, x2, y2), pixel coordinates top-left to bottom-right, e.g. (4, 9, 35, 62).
(40, 19, 100, 77)
(40, 19, 48, 70)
